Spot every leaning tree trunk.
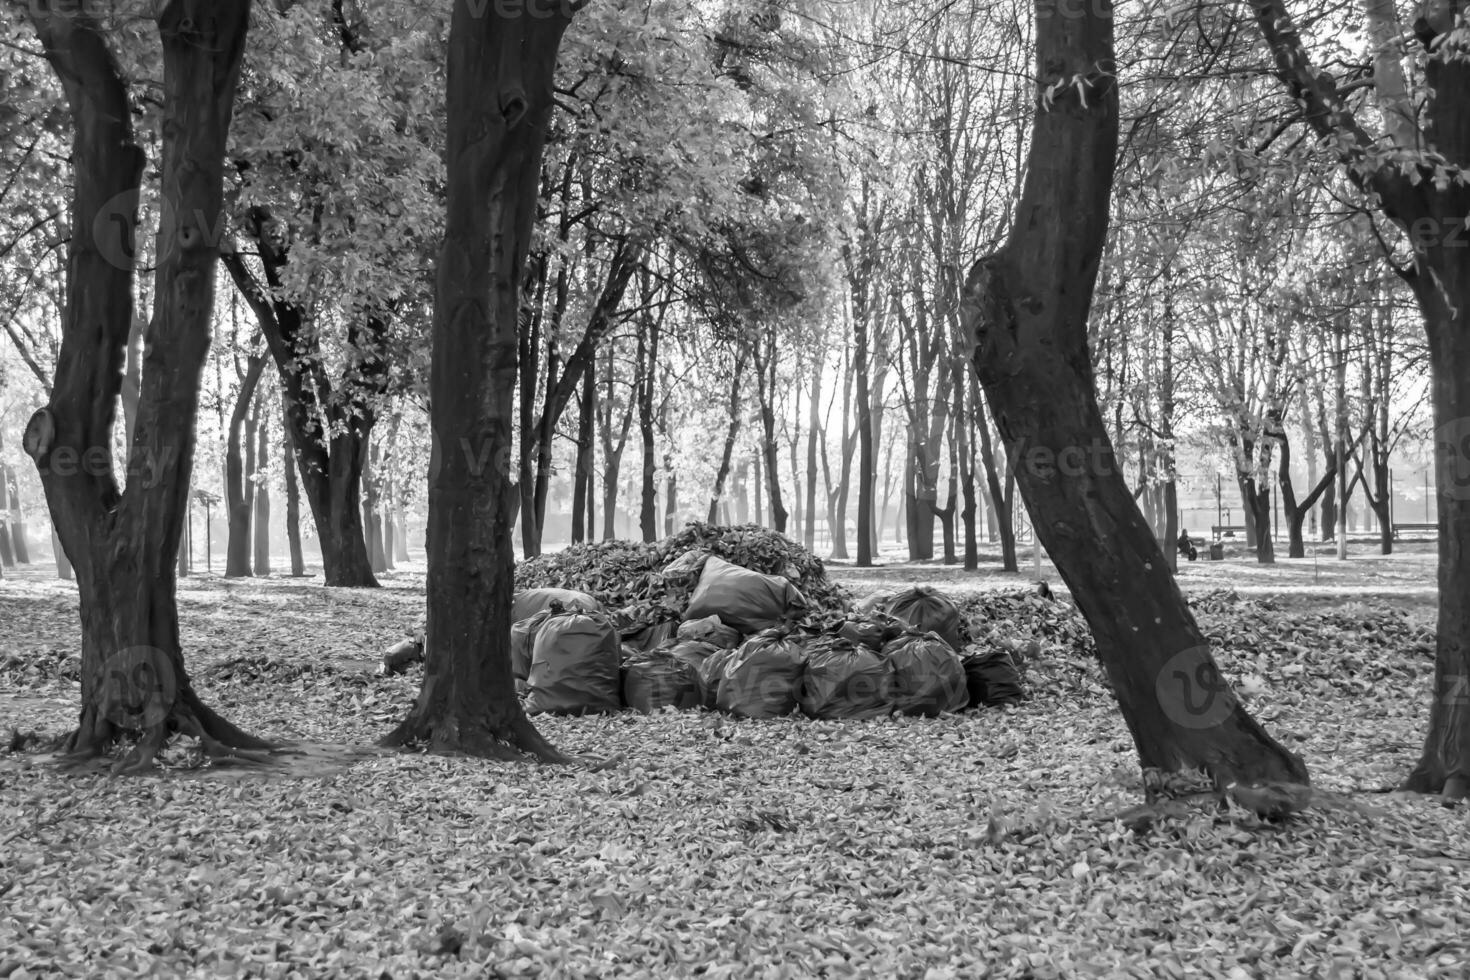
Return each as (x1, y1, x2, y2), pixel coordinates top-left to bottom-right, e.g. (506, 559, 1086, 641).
(385, 0, 574, 760)
(962, 0, 1305, 792)
(22, 0, 267, 770)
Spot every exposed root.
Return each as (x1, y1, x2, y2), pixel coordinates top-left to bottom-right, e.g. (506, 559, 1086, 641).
(49, 692, 274, 776)
(383, 707, 576, 765)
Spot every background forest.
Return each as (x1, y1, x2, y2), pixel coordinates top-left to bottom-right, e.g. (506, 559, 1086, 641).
(0, 0, 1438, 581)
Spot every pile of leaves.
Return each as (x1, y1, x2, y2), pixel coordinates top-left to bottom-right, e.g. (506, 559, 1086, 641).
(654, 523, 850, 610)
(515, 540, 665, 610)
(515, 523, 850, 616)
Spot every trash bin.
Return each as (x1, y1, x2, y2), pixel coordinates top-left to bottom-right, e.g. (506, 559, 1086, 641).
(1208, 542, 1224, 561)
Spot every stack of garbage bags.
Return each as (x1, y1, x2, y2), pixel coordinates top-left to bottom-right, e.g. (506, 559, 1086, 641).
(499, 574, 1026, 718)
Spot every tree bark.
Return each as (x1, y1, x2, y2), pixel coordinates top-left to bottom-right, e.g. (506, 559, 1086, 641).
(636, 293, 659, 543)
(963, 0, 1305, 791)
(253, 385, 271, 576)
(23, 0, 267, 769)
(384, 0, 573, 761)
(281, 392, 306, 577)
(707, 349, 747, 523)
(571, 365, 595, 544)
(752, 332, 788, 534)
(225, 352, 266, 577)
(222, 236, 383, 588)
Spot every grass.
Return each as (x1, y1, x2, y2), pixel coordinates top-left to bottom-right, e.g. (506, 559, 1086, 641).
(0, 550, 1465, 978)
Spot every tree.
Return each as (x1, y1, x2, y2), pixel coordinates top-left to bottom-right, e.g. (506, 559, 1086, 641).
(1248, 0, 1470, 796)
(18, 0, 269, 769)
(384, 0, 575, 760)
(962, 0, 1306, 790)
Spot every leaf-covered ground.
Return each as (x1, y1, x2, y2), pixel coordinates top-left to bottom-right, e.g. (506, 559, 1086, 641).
(1, 556, 1467, 978)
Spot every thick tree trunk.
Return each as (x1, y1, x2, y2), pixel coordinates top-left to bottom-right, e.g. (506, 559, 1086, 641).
(1404, 259, 1470, 798)
(963, 0, 1304, 790)
(23, 0, 266, 769)
(384, 0, 572, 761)
(282, 393, 306, 577)
(225, 353, 266, 577)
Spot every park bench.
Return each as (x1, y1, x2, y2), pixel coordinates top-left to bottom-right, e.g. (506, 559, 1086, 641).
(1392, 522, 1438, 539)
(1210, 525, 1247, 539)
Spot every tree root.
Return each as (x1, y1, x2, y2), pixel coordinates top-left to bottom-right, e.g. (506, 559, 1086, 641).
(52, 690, 275, 775)
(382, 708, 585, 765)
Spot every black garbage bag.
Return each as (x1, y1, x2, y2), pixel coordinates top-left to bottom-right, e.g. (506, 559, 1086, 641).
(883, 631, 968, 717)
(512, 588, 602, 623)
(677, 614, 742, 649)
(697, 646, 739, 710)
(664, 638, 721, 674)
(882, 587, 965, 650)
(683, 556, 808, 634)
(962, 647, 1026, 707)
(714, 628, 808, 719)
(510, 608, 559, 684)
(835, 618, 888, 651)
(623, 651, 702, 713)
(620, 616, 679, 654)
(661, 549, 709, 591)
(799, 636, 892, 720)
(523, 611, 622, 715)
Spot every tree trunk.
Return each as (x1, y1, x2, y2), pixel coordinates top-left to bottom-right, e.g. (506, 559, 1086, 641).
(282, 392, 306, 577)
(805, 359, 822, 551)
(753, 338, 788, 534)
(975, 387, 1017, 571)
(571, 366, 595, 544)
(855, 304, 875, 566)
(363, 437, 387, 574)
(225, 353, 266, 577)
(222, 246, 384, 589)
(707, 350, 746, 524)
(23, 0, 267, 769)
(384, 0, 573, 761)
(636, 299, 659, 543)
(4, 462, 30, 564)
(53, 527, 73, 580)
(253, 386, 271, 576)
(963, 0, 1304, 791)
